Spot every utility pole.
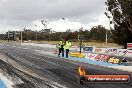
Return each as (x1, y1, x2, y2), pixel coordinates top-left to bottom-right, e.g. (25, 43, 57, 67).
(8, 30, 9, 42)
(104, 9, 112, 46)
(106, 30, 108, 45)
(34, 25, 38, 41)
(20, 30, 22, 45)
(35, 30, 37, 41)
(66, 29, 70, 41)
(106, 15, 112, 46)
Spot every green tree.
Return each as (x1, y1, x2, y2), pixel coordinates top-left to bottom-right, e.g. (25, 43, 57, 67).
(105, 0, 132, 48)
(81, 30, 90, 41)
(89, 25, 109, 42)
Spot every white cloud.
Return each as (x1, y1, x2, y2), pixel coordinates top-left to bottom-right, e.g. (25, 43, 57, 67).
(0, 0, 109, 34)
(87, 14, 110, 29)
(26, 19, 85, 32)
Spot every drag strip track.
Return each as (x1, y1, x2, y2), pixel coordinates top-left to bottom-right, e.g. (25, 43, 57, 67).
(0, 44, 132, 88)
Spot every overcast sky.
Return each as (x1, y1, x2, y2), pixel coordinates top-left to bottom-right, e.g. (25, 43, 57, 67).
(0, 0, 109, 34)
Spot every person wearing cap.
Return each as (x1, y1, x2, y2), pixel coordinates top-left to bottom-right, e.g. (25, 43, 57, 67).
(58, 39, 66, 57)
(64, 41, 71, 58)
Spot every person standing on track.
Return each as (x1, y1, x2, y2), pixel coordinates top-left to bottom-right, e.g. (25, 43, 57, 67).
(58, 38, 66, 57)
(64, 40, 71, 58)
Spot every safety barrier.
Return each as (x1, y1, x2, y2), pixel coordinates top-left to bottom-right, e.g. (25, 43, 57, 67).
(95, 48, 132, 57)
(84, 53, 132, 65)
(69, 52, 85, 58)
(107, 56, 121, 64)
(69, 51, 132, 65)
(95, 54, 110, 62)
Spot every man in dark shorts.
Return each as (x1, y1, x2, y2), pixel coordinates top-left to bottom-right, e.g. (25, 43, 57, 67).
(58, 39, 66, 57)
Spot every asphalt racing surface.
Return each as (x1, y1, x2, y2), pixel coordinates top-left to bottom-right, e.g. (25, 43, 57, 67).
(0, 44, 132, 88)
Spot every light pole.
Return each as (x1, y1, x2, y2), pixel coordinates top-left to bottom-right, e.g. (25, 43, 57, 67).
(34, 25, 38, 41)
(104, 11, 111, 45)
(35, 30, 37, 41)
(62, 18, 66, 39)
(21, 29, 22, 45)
(66, 29, 71, 41)
(106, 29, 108, 45)
(106, 15, 112, 46)
(8, 30, 9, 42)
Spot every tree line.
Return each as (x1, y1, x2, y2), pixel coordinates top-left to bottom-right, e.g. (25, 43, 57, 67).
(19, 25, 112, 42)
(0, 25, 111, 43)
